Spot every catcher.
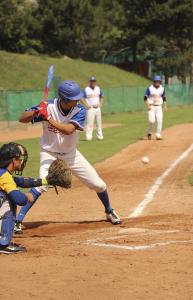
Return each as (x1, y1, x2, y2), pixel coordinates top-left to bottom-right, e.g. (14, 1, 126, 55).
(0, 142, 71, 254)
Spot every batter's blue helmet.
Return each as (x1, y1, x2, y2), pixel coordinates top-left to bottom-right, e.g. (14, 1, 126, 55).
(58, 80, 83, 101)
(153, 75, 161, 82)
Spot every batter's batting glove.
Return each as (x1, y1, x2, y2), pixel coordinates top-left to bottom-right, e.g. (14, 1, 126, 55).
(37, 101, 50, 121)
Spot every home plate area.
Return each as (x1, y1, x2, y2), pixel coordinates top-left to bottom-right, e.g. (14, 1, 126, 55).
(81, 225, 193, 251)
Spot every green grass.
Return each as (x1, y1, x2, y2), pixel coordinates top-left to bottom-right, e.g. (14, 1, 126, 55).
(12, 105, 193, 178)
(0, 51, 149, 90)
(188, 174, 193, 186)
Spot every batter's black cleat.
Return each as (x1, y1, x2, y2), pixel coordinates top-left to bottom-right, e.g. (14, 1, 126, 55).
(106, 209, 122, 225)
(0, 243, 27, 254)
(147, 134, 152, 140)
(14, 221, 23, 234)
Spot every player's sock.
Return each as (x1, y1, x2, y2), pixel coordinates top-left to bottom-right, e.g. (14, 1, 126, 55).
(16, 188, 41, 222)
(97, 190, 112, 213)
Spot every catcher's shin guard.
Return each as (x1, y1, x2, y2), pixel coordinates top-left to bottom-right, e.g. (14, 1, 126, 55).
(0, 193, 14, 246)
(16, 188, 41, 223)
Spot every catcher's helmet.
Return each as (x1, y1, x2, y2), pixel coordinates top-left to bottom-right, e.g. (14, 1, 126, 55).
(153, 75, 161, 82)
(58, 80, 83, 101)
(0, 142, 28, 174)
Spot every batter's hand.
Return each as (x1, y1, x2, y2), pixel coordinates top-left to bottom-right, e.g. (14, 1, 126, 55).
(37, 101, 50, 120)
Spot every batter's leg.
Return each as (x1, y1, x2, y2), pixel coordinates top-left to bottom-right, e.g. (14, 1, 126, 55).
(63, 149, 111, 213)
(95, 108, 103, 140)
(62, 150, 121, 224)
(86, 108, 96, 141)
(15, 150, 57, 225)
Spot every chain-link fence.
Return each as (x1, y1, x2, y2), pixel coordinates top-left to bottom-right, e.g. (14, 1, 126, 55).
(0, 85, 193, 130)
(102, 85, 193, 114)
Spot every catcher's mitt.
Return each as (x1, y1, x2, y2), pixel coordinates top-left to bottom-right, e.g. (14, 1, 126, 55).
(46, 159, 72, 189)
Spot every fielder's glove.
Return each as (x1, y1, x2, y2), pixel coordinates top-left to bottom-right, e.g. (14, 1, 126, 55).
(45, 159, 72, 190)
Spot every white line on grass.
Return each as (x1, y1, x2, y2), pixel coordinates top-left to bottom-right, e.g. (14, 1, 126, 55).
(129, 143, 193, 218)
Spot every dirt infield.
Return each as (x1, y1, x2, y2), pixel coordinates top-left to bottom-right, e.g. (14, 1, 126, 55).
(1, 124, 193, 300)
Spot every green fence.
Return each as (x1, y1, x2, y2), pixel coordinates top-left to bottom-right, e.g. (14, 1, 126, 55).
(0, 85, 193, 129)
(102, 85, 193, 114)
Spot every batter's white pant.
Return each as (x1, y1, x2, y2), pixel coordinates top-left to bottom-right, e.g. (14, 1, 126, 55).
(36, 149, 106, 194)
(86, 107, 103, 140)
(147, 105, 163, 135)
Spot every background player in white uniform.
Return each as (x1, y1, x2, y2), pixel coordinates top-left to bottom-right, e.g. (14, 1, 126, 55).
(144, 75, 167, 140)
(14, 80, 121, 234)
(84, 76, 104, 141)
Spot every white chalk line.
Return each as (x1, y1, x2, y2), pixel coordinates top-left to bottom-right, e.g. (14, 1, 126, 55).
(87, 239, 193, 251)
(83, 228, 186, 251)
(85, 229, 179, 243)
(118, 227, 179, 235)
(129, 143, 193, 218)
(81, 143, 193, 251)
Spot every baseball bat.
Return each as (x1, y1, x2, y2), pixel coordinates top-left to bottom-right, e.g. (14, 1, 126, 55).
(43, 65, 55, 102)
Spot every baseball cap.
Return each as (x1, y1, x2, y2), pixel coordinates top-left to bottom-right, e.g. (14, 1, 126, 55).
(153, 75, 161, 82)
(89, 76, 96, 81)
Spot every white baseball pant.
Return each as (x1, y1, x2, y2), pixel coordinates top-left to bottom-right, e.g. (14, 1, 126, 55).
(35, 148, 106, 194)
(86, 107, 103, 140)
(147, 105, 163, 135)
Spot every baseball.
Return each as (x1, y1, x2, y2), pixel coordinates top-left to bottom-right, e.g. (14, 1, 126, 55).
(142, 156, 149, 164)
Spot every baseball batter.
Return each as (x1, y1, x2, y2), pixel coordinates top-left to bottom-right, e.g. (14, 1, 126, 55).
(14, 80, 121, 234)
(84, 76, 104, 141)
(144, 75, 167, 140)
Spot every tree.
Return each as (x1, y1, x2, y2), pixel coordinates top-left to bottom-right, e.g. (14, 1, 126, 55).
(0, 0, 37, 52)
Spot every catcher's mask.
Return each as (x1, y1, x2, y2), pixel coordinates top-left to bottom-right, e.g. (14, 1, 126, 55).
(0, 142, 28, 175)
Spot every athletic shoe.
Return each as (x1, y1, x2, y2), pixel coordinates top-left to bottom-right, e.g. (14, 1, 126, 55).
(14, 221, 23, 234)
(0, 243, 27, 254)
(106, 209, 122, 225)
(147, 134, 152, 140)
(156, 134, 162, 140)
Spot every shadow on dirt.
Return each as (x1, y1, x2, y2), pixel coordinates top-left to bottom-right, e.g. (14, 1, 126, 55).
(20, 219, 112, 237)
(17, 213, 193, 238)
